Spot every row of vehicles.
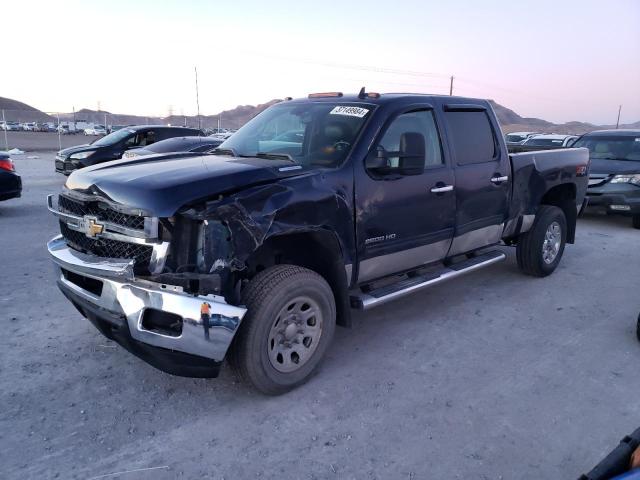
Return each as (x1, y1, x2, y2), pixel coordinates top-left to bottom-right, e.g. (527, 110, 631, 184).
(505, 131, 579, 149)
(44, 91, 640, 394)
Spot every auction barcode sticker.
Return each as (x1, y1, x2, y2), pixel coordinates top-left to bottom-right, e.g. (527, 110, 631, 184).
(330, 106, 369, 118)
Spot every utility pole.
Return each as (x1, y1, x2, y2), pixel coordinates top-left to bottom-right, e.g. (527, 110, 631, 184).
(616, 105, 622, 129)
(449, 76, 454, 96)
(194, 66, 201, 130)
(2, 110, 8, 151)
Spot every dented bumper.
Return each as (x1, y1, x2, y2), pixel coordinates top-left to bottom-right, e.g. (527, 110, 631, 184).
(48, 235, 247, 376)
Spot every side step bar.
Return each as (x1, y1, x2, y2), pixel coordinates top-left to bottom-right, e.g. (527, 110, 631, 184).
(350, 250, 506, 310)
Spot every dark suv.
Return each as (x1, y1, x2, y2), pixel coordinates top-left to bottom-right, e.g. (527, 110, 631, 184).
(573, 129, 640, 228)
(55, 125, 203, 174)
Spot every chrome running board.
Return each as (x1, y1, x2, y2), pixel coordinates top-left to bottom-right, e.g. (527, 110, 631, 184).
(350, 250, 506, 310)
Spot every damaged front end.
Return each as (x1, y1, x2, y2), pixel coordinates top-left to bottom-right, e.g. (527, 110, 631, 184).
(47, 192, 247, 377)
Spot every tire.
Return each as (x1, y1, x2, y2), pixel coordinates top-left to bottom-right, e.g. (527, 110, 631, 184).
(516, 205, 567, 277)
(632, 215, 640, 230)
(636, 313, 640, 342)
(229, 265, 336, 395)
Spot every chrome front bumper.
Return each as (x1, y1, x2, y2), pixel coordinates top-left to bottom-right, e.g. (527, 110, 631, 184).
(48, 235, 247, 362)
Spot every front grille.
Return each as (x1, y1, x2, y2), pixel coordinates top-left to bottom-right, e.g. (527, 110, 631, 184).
(60, 222, 153, 274)
(59, 195, 146, 230)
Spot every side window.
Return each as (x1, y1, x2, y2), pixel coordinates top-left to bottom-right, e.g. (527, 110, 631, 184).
(133, 130, 156, 146)
(378, 109, 443, 169)
(123, 134, 137, 148)
(444, 111, 496, 165)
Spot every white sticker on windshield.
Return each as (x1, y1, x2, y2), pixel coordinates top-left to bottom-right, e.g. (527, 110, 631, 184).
(329, 106, 369, 118)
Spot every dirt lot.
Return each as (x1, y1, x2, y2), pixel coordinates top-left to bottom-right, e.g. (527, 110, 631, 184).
(1, 153, 639, 479)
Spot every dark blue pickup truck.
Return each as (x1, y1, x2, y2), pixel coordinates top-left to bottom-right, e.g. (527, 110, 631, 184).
(47, 91, 589, 394)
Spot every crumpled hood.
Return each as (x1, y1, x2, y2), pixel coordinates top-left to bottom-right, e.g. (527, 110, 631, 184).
(58, 144, 101, 156)
(64, 153, 307, 217)
(589, 158, 640, 175)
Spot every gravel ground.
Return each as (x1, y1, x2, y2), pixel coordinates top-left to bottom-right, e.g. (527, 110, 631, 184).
(2, 132, 99, 153)
(1, 153, 639, 480)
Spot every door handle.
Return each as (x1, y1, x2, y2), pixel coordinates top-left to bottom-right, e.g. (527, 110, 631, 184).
(430, 185, 454, 193)
(490, 175, 508, 184)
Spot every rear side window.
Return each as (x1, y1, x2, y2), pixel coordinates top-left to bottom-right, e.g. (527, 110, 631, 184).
(445, 111, 496, 165)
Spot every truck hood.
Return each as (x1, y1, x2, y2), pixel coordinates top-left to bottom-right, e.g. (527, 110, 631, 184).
(589, 158, 640, 175)
(64, 153, 307, 217)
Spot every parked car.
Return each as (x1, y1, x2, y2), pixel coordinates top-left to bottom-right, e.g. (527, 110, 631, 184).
(57, 124, 77, 135)
(504, 131, 537, 145)
(573, 129, 640, 228)
(47, 91, 589, 394)
(522, 134, 578, 148)
(1, 121, 22, 131)
(21, 122, 37, 131)
(55, 125, 203, 174)
(39, 122, 57, 132)
(122, 136, 225, 159)
(84, 125, 107, 136)
(0, 152, 22, 201)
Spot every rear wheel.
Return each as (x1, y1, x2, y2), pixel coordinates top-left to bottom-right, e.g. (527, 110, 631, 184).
(632, 215, 640, 229)
(516, 205, 567, 277)
(229, 265, 336, 395)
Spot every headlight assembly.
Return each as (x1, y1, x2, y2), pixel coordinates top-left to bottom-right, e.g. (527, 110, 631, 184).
(69, 151, 94, 160)
(610, 174, 640, 186)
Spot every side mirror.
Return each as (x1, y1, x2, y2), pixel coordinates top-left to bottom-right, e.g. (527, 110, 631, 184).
(398, 132, 426, 175)
(365, 145, 391, 170)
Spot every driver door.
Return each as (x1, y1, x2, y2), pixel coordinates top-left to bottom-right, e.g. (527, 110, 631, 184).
(355, 107, 456, 283)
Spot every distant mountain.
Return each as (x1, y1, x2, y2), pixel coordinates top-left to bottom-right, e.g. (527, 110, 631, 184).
(488, 100, 554, 128)
(0, 97, 54, 122)
(1, 95, 638, 134)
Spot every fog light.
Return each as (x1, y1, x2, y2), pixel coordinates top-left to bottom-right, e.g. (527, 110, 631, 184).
(610, 205, 631, 211)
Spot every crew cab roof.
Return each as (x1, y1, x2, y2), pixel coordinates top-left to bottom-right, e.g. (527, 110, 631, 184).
(286, 92, 492, 107)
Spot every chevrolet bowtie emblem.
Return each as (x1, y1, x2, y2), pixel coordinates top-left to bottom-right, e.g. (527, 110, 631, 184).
(84, 216, 104, 238)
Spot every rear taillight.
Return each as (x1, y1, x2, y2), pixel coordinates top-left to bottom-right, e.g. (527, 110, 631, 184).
(0, 159, 15, 172)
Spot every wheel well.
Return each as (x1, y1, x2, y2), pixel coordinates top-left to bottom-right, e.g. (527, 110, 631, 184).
(540, 184, 577, 243)
(244, 231, 351, 327)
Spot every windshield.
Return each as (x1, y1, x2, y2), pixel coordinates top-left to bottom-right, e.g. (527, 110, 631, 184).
(219, 102, 373, 168)
(92, 128, 135, 146)
(572, 135, 640, 161)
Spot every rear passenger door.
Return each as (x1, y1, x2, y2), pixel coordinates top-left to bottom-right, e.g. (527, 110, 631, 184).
(442, 104, 510, 255)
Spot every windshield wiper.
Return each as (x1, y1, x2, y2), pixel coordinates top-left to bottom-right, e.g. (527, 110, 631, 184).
(247, 152, 296, 163)
(211, 147, 237, 157)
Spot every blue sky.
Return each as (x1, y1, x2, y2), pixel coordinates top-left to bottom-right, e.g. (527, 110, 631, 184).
(3, 0, 639, 124)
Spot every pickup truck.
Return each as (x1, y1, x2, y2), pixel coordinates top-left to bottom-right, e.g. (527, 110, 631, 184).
(47, 91, 590, 394)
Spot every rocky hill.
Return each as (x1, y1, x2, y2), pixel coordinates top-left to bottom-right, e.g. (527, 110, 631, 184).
(0, 97, 54, 122)
(1, 95, 638, 134)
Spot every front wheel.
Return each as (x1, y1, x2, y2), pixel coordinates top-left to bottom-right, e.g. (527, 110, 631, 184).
(516, 205, 567, 277)
(229, 265, 336, 395)
(632, 215, 640, 230)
